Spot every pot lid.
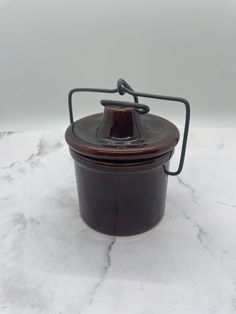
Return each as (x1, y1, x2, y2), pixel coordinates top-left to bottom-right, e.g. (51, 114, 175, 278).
(65, 100, 180, 161)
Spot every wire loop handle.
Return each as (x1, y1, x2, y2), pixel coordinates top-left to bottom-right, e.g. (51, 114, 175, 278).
(68, 79, 190, 176)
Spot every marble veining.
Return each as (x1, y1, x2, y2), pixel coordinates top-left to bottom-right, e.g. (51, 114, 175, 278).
(0, 129, 236, 314)
(1, 162, 18, 170)
(217, 201, 236, 208)
(177, 177, 199, 205)
(182, 211, 215, 259)
(87, 237, 116, 307)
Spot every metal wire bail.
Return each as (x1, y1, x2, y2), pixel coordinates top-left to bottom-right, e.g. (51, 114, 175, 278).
(68, 79, 190, 176)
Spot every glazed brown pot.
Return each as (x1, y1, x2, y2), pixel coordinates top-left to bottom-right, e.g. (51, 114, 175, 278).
(65, 79, 190, 236)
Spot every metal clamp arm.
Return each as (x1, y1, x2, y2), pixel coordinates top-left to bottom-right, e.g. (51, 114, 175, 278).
(122, 87, 190, 176)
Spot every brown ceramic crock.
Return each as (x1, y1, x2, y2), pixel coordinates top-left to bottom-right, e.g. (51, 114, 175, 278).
(65, 79, 190, 236)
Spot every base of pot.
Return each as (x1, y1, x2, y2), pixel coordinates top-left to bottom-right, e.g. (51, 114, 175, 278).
(80, 209, 165, 236)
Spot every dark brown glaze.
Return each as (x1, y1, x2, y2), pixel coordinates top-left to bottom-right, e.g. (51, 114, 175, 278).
(71, 150, 171, 236)
(65, 104, 179, 236)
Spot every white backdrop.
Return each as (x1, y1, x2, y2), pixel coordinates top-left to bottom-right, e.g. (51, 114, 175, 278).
(0, 0, 236, 130)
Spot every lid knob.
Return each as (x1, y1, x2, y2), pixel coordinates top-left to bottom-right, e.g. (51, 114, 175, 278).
(97, 103, 145, 141)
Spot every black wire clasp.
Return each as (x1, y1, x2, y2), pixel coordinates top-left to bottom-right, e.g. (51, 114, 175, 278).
(68, 78, 190, 176)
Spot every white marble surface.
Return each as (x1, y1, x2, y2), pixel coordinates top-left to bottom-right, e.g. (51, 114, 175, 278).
(0, 129, 236, 314)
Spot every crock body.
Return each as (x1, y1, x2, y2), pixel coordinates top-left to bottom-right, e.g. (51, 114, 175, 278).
(71, 149, 171, 236)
